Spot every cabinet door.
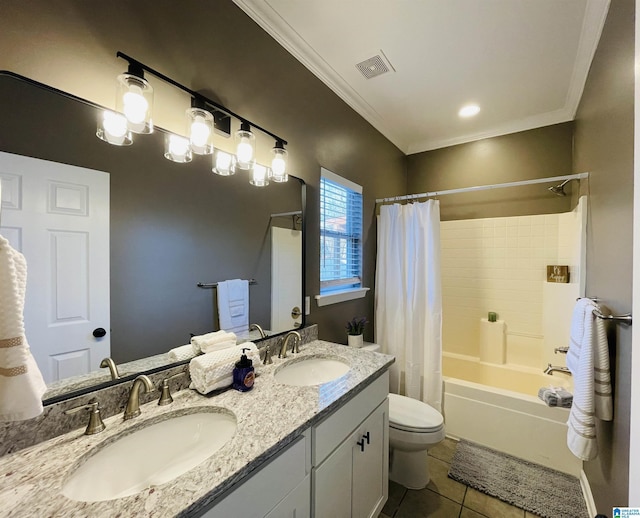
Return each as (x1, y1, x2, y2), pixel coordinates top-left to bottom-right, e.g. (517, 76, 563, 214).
(265, 475, 310, 518)
(352, 400, 389, 518)
(313, 438, 353, 518)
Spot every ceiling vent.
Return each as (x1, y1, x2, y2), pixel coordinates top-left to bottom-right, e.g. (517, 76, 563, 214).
(356, 51, 395, 79)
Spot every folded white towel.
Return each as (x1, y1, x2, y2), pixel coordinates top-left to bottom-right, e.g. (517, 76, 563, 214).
(191, 330, 237, 355)
(168, 344, 199, 362)
(0, 235, 47, 421)
(217, 279, 249, 333)
(189, 342, 259, 395)
(566, 298, 613, 461)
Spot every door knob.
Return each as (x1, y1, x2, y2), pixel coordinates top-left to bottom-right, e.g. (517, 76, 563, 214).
(291, 306, 302, 319)
(93, 328, 107, 338)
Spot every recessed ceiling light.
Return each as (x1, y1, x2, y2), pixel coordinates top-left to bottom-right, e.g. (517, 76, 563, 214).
(459, 104, 480, 118)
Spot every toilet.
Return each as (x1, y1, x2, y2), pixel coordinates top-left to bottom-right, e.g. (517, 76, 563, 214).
(362, 343, 446, 489)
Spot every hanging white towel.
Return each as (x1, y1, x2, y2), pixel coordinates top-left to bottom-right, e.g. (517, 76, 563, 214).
(0, 235, 47, 421)
(217, 279, 249, 333)
(566, 298, 613, 461)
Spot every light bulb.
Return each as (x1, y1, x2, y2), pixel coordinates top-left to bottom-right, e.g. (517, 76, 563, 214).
(164, 134, 192, 163)
(272, 156, 286, 176)
(190, 116, 211, 147)
(97, 111, 132, 146)
(237, 138, 253, 164)
(103, 111, 127, 138)
(123, 85, 149, 124)
(234, 125, 255, 169)
(213, 151, 235, 175)
(250, 164, 270, 187)
(169, 135, 189, 156)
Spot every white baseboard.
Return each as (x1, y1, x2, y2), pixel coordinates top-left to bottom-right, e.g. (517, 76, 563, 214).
(580, 470, 597, 518)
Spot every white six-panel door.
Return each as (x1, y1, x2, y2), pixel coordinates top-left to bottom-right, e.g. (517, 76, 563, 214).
(0, 151, 110, 384)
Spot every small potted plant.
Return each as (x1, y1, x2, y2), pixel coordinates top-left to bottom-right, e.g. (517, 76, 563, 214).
(346, 317, 368, 348)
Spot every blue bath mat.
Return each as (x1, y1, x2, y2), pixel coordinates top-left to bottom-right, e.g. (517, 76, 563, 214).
(448, 440, 589, 518)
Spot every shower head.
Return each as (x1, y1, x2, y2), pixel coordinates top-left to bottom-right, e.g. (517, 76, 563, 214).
(548, 179, 572, 196)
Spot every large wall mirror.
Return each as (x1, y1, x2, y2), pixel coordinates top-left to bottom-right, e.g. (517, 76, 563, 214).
(0, 73, 305, 403)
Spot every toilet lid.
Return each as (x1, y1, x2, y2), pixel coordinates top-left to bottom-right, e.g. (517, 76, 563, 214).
(388, 393, 444, 432)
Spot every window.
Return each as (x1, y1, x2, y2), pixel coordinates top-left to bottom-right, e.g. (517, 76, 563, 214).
(317, 168, 368, 306)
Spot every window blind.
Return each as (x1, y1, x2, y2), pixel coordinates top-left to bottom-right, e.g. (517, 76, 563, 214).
(320, 171, 362, 292)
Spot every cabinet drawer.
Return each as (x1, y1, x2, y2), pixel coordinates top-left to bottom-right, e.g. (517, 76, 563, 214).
(313, 371, 388, 466)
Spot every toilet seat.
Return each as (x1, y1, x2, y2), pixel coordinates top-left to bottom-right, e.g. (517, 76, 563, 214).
(388, 393, 444, 433)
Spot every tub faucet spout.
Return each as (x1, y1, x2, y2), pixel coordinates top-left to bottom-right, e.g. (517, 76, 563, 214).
(543, 363, 571, 376)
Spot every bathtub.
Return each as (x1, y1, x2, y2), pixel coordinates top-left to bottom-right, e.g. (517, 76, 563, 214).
(442, 352, 581, 476)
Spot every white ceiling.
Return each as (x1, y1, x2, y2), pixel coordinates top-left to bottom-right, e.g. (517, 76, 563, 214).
(234, 0, 610, 155)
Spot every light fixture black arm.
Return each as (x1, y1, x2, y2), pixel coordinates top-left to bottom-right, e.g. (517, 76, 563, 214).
(116, 51, 287, 145)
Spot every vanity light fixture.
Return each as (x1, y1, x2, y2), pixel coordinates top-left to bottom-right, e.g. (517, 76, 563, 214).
(458, 104, 480, 118)
(116, 62, 154, 134)
(96, 110, 132, 146)
(250, 163, 270, 187)
(270, 140, 288, 182)
(186, 98, 214, 155)
(235, 121, 256, 170)
(164, 134, 192, 163)
(212, 149, 236, 176)
(98, 52, 289, 184)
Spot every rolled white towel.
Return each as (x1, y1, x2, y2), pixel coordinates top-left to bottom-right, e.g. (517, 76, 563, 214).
(200, 339, 236, 354)
(189, 342, 259, 395)
(191, 330, 237, 354)
(168, 344, 199, 362)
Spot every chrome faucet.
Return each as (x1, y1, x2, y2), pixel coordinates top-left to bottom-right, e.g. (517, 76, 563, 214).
(279, 330, 301, 359)
(250, 323, 267, 339)
(124, 375, 153, 420)
(554, 346, 569, 355)
(99, 357, 121, 380)
(543, 363, 572, 376)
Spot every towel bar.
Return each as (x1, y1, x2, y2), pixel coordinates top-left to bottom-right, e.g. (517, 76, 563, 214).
(593, 309, 632, 325)
(197, 279, 257, 289)
(578, 297, 632, 325)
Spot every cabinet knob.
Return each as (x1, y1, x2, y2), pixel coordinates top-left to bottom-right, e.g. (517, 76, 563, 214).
(363, 431, 370, 445)
(356, 439, 365, 452)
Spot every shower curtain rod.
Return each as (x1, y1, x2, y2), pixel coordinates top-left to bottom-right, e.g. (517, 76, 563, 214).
(375, 172, 589, 204)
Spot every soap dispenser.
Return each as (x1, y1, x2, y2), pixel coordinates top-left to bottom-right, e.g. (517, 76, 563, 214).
(232, 348, 255, 392)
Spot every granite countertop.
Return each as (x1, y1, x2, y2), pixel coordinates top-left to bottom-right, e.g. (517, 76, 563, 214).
(0, 340, 394, 517)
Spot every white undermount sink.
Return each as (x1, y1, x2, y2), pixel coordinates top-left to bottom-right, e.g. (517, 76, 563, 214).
(274, 356, 350, 386)
(62, 409, 236, 502)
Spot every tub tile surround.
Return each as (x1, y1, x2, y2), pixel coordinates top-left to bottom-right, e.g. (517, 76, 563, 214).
(0, 324, 319, 458)
(0, 337, 393, 517)
(441, 204, 583, 372)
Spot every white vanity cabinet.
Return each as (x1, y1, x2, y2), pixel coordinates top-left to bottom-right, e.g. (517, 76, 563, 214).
(312, 372, 389, 518)
(199, 431, 310, 518)
(198, 371, 389, 518)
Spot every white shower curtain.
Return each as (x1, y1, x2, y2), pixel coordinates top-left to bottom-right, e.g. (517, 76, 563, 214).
(375, 200, 442, 412)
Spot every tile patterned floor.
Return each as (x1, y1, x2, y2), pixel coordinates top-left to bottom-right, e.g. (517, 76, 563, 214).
(379, 438, 543, 518)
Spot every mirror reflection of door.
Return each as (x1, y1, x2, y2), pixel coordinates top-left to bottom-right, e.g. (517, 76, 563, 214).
(271, 226, 302, 331)
(0, 152, 110, 383)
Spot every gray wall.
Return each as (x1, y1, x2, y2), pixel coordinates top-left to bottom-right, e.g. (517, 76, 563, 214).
(0, 0, 406, 347)
(406, 122, 575, 220)
(573, 0, 634, 510)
